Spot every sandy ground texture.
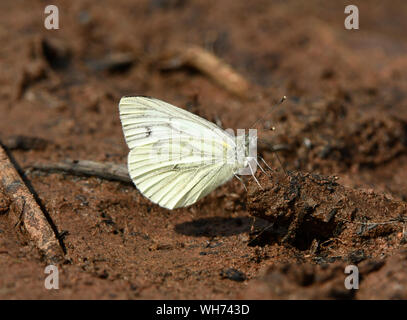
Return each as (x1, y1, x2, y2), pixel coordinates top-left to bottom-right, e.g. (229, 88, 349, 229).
(1, 0, 407, 299)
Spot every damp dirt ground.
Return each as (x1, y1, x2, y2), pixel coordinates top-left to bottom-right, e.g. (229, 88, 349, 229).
(1, 0, 407, 299)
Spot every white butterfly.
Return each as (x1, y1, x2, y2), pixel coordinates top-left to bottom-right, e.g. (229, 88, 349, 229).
(119, 96, 260, 209)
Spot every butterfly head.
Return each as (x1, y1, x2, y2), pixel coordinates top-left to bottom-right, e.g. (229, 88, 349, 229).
(245, 133, 257, 158)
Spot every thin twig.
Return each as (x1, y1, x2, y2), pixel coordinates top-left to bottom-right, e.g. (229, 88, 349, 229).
(31, 160, 131, 183)
(159, 46, 253, 99)
(0, 145, 64, 263)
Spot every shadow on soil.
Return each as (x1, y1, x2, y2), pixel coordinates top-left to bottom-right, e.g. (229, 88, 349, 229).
(174, 216, 270, 237)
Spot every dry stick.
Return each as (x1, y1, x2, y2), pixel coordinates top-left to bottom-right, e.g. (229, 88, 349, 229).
(160, 46, 253, 99)
(0, 145, 64, 263)
(32, 160, 131, 183)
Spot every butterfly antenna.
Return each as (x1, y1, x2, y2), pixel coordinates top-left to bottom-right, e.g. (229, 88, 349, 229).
(265, 125, 288, 176)
(274, 150, 288, 176)
(250, 96, 287, 176)
(250, 95, 287, 129)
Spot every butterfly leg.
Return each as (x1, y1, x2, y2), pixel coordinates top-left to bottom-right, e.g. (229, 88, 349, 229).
(234, 173, 247, 191)
(248, 161, 263, 189)
(254, 157, 270, 177)
(248, 222, 275, 246)
(260, 157, 273, 172)
(273, 151, 287, 176)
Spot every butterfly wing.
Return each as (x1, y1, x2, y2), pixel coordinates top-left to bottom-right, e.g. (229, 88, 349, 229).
(119, 96, 237, 209)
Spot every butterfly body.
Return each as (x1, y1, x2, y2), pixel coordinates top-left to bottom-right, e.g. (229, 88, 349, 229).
(119, 96, 254, 209)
